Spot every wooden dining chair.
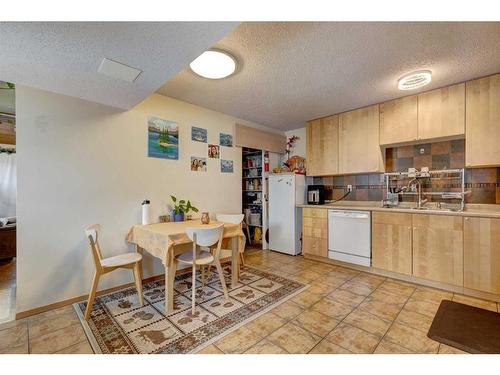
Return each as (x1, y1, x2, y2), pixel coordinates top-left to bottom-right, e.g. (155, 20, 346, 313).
(84, 224, 144, 320)
(175, 224, 228, 314)
(242, 218, 252, 246)
(216, 214, 246, 269)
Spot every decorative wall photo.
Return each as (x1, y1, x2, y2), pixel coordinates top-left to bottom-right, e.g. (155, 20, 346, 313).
(221, 159, 234, 173)
(208, 144, 220, 159)
(191, 156, 207, 172)
(219, 133, 233, 147)
(191, 126, 207, 143)
(147, 116, 179, 160)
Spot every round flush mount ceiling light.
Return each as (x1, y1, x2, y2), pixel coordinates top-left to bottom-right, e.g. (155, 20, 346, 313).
(189, 49, 237, 79)
(398, 70, 432, 90)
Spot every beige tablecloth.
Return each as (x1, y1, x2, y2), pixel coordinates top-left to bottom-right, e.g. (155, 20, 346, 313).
(126, 220, 244, 265)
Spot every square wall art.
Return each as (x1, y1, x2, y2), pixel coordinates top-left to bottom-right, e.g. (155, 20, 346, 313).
(191, 157, 207, 172)
(191, 126, 207, 143)
(220, 133, 233, 147)
(208, 144, 220, 159)
(147, 116, 179, 160)
(221, 160, 234, 173)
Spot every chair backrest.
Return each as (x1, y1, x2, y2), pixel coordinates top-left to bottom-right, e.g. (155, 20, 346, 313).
(85, 224, 103, 268)
(186, 224, 224, 247)
(216, 214, 244, 225)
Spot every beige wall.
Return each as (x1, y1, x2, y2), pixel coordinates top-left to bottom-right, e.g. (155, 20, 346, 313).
(16, 86, 280, 313)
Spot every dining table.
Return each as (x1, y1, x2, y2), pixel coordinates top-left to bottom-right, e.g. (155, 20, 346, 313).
(126, 219, 244, 314)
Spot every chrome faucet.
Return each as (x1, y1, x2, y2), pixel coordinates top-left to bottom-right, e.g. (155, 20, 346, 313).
(404, 178, 427, 208)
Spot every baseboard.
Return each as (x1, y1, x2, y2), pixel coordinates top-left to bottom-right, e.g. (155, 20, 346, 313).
(303, 253, 500, 303)
(14, 263, 227, 320)
(15, 272, 171, 320)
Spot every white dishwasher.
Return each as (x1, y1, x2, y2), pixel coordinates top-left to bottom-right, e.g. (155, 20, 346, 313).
(328, 210, 371, 267)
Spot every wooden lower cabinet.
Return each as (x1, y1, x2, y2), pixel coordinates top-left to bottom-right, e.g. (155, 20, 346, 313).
(302, 207, 327, 219)
(464, 217, 500, 294)
(302, 236, 327, 258)
(302, 208, 327, 258)
(412, 214, 464, 286)
(371, 212, 412, 275)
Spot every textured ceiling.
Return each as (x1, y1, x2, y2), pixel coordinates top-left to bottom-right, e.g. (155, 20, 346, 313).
(0, 22, 237, 109)
(158, 22, 500, 130)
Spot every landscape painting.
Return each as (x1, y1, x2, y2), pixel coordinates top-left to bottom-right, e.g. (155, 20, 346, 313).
(219, 133, 233, 147)
(148, 116, 179, 160)
(191, 126, 207, 143)
(221, 159, 234, 173)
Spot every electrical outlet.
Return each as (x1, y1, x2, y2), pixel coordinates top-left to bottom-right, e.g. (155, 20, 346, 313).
(347, 184, 353, 192)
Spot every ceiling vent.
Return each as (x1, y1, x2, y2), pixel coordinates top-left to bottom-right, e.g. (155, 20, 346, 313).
(98, 58, 142, 82)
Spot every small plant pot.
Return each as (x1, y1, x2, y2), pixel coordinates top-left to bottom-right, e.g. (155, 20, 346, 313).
(172, 212, 185, 222)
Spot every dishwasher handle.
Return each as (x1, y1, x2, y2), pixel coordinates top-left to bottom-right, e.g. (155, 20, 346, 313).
(329, 210, 370, 219)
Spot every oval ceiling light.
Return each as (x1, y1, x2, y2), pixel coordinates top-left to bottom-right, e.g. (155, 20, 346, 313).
(190, 49, 237, 79)
(398, 70, 432, 90)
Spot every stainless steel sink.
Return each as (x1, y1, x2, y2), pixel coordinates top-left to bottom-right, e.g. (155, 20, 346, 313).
(411, 205, 458, 212)
(382, 204, 461, 213)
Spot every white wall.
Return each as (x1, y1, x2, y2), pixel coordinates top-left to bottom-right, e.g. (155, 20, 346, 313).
(16, 86, 280, 313)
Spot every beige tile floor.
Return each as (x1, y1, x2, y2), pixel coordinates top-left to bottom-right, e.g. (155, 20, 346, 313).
(1, 250, 499, 354)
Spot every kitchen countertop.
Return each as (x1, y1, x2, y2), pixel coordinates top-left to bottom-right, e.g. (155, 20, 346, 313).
(297, 201, 500, 219)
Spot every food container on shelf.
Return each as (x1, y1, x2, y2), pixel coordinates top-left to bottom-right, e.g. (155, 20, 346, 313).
(244, 209, 252, 223)
(249, 213, 261, 226)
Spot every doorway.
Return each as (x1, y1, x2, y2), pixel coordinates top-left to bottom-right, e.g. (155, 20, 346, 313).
(0, 81, 16, 323)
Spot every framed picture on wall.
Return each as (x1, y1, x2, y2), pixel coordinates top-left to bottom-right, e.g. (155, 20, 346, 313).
(208, 144, 220, 159)
(221, 159, 234, 173)
(219, 133, 233, 147)
(191, 126, 207, 143)
(191, 156, 207, 172)
(147, 116, 179, 160)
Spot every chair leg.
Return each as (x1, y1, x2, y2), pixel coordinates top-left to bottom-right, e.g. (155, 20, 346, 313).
(133, 263, 144, 307)
(239, 252, 245, 269)
(191, 264, 197, 315)
(84, 271, 100, 320)
(245, 224, 252, 245)
(215, 261, 229, 299)
(201, 265, 206, 287)
(206, 264, 213, 278)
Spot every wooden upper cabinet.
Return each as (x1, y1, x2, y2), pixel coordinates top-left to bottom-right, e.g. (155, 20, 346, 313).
(306, 115, 339, 176)
(339, 105, 383, 174)
(379, 95, 418, 145)
(372, 212, 412, 275)
(418, 83, 465, 141)
(412, 214, 463, 286)
(464, 217, 500, 294)
(466, 74, 500, 167)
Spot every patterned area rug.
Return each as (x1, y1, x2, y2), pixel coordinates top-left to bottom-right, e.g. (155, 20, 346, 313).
(74, 265, 307, 353)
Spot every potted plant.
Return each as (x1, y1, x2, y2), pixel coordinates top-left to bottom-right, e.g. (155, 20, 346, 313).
(170, 195, 199, 222)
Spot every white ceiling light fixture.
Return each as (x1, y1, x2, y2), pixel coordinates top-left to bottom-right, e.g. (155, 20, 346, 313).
(398, 70, 432, 90)
(190, 49, 237, 79)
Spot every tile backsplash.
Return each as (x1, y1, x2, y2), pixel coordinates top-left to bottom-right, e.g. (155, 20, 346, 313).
(307, 139, 500, 204)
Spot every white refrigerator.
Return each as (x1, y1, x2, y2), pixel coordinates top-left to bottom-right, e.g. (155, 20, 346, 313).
(268, 173, 306, 255)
